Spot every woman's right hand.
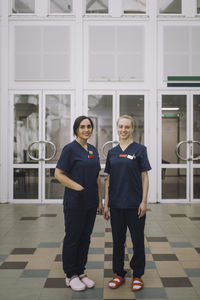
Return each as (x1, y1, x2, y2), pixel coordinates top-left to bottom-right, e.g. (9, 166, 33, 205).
(103, 205, 110, 221)
(75, 184, 84, 191)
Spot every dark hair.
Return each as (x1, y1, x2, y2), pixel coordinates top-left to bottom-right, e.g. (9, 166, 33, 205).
(73, 115, 94, 136)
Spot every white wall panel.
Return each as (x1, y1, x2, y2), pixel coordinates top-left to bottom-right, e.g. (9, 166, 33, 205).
(15, 25, 70, 81)
(89, 25, 144, 81)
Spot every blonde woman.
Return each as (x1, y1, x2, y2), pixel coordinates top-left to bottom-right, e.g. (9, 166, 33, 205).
(104, 115, 151, 292)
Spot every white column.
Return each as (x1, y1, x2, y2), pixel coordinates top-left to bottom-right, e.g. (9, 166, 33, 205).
(0, 0, 9, 203)
(109, 0, 122, 17)
(146, 0, 158, 203)
(74, 0, 84, 116)
(182, 0, 196, 17)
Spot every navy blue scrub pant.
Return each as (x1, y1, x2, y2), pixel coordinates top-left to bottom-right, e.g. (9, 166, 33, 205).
(110, 208, 146, 278)
(62, 206, 97, 278)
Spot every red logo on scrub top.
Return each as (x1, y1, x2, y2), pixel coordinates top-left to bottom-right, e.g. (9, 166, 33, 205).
(88, 155, 94, 159)
(119, 154, 127, 157)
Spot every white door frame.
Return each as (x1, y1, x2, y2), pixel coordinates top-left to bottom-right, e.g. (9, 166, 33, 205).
(9, 90, 75, 203)
(158, 90, 200, 203)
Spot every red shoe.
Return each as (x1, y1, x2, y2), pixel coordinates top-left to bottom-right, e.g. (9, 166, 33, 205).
(108, 275, 125, 289)
(131, 277, 144, 292)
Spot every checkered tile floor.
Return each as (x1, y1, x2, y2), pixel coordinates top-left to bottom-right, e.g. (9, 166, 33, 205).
(0, 203, 200, 300)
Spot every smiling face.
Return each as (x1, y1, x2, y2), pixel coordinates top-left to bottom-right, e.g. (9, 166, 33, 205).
(76, 118, 93, 141)
(117, 117, 134, 141)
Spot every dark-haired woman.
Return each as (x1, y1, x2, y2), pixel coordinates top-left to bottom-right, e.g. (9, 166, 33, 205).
(55, 116, 103, 291)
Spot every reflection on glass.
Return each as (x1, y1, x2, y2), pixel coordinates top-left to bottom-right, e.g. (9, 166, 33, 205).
(45, 168, 64, 199)
(45, 95, 71, 164)
(193, 95, 200, 164)
(49, 0, 72, 13)
(88, 95, 112, 163)
(120, 95, 144, 144)
(14, 95, 39, 164)
(159, 0, 181, 14)
(123, 0, 146, 14)
(12, 0, 35, 13)
(194, 169, 200, 199)
(86, 0, 108, 13)
(162, 95, 186, 164)
(198, 0, 200, 14)
(162, 168, 186, 199)
(14, 168, 38, 199)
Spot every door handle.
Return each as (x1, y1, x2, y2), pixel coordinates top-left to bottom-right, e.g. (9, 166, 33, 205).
(27, 140, 57, 161)
(43, 140, 57, 161)
(102, 140, 119, 158)
(175, 141, 188, 161)
(27, 141, 41, 161)
(192, 141, 200, 161)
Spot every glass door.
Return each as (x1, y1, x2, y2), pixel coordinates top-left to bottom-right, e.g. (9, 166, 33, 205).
(160, 92, 200, 202)
(191, 94, 200, 201)
(85, 92, 146, 164)
(85, 91, 147, 199)
(12, 92, 72, 203)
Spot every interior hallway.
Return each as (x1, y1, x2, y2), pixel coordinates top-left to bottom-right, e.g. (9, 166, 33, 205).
(0, 203, 200, 300)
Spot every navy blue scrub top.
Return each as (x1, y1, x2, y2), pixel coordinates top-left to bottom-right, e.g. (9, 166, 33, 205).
(104, 142, 151, 209)
(56, 140, 101, 210)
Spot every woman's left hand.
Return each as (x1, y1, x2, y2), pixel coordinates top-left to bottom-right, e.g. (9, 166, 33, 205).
(138, 201, 147, 218)
(97, 202, 104, 215)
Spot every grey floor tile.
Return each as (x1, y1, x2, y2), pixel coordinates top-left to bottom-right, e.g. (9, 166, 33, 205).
(135, 287, 167, 299)
(86, 261, 104, 269)
(165, 287, 200, 299)
(89, 248, 104, 254)
(39, 288, 72, 300)
(92, 232, 104, 237)
(184, 268, 200, 277)
(72, 288, 103, 299)
(38, 242, 61, 248)
(0, 254, 8, 261)
(146, 261, 156, 269)
(21, 269, 50, 278)
(169, 242, 193, 248)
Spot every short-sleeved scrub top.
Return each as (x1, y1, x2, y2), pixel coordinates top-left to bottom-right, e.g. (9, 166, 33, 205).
(56, 140, 101, 210)
(104, 142, 151, 209)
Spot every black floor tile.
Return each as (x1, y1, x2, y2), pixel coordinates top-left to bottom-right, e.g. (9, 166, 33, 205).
(170, 214, 187, 217)
(152, 254, 178, 261)
(146, 237, 168, 242)
(161, 277, 192, 287)
(105, 242, 113, 248)
(0, 261, 28, 269)
(11, 248, 36, 255)
(40, 214, 57, 217)
(44, 278, 66, 288)
(55, 254, 62, 261)
(20, 217, 39, 220)
(104, 269, 131, 278)
(105, 228, 112, 232)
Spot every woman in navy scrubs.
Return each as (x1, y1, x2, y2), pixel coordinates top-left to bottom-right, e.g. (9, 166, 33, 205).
(104, 115, 151, 292)
(55, 116, 103, 291)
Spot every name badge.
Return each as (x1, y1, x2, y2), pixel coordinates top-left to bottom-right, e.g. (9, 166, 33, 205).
(88, 155, 94, 159)
(89, 151, 93, 154)
(119, 154, 127, 158)
(127, 155, 133, 160)
(127, 154, 136, 160)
